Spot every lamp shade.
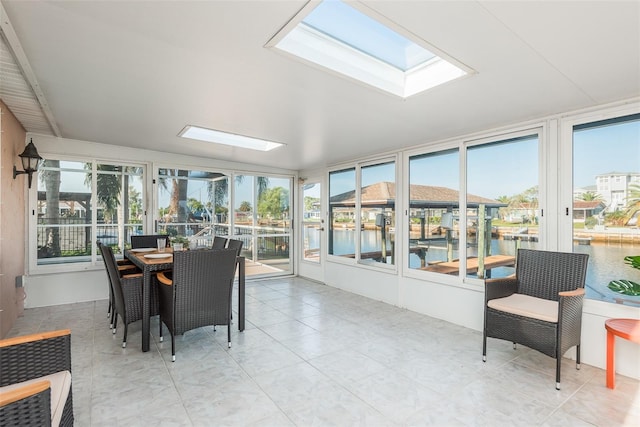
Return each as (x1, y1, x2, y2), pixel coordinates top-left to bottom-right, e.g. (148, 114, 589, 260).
(18, 140, 43, 172)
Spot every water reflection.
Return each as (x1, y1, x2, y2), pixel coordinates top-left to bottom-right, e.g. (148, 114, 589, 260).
(327, 229, 640, 307)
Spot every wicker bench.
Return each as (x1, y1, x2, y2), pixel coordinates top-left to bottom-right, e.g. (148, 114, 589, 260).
(0, 330, 73, 426)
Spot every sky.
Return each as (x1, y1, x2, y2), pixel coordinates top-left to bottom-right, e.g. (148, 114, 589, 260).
(330, 118, 639, 200)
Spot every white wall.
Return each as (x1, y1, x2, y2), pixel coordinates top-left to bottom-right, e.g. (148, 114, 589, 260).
(25, 270, 106, 307)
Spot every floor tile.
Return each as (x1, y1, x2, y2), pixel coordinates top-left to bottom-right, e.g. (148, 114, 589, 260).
(6, 277, 638, 426)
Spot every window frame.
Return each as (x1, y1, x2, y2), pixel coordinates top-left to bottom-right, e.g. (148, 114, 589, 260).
(28, 155, 150, 275)
(402, 125, 546, 286)
(326, 155, 399, 272)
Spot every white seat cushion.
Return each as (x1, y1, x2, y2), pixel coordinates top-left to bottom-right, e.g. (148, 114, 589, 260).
(0, 370, 71, 427)
(488, 293, 558, 323)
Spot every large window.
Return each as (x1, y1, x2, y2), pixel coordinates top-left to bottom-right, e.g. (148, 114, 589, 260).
(234, 174, 292, 275)
(302, 181, 322, 263)
(156, 169, 293, 277)
(572, 113, 640, 306)
(408, 149, 460, 274)
(407, 133, 540, 279)
(466, 135, 540, 279)
(360, 161, 395, 266)
(36, 159, 144, 267)
(329, 168, 356, 257)
(329, 160, 396, 267)
(156, 168, 227, 247)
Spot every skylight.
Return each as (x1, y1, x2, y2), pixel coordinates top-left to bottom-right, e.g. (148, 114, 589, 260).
(178, 126, 284, 152)
(266, 0, 471, 98)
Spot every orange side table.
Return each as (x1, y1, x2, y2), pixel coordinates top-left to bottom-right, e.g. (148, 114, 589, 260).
(605, 318, 640, 389)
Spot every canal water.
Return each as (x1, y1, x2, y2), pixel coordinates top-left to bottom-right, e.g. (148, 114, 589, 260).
(318, 229, 640, 307)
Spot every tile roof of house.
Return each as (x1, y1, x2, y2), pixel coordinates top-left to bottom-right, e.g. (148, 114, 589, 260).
(330, 182, 504, 208)
(573, 200, 606, 209)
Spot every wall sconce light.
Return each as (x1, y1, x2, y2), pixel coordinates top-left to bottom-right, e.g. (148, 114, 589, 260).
(13, 139, 43, 189)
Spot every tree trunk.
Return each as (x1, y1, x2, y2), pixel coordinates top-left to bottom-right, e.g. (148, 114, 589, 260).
(43, 160, 61, 257)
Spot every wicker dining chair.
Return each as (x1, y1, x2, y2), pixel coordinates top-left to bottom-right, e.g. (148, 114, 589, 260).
(131, 234, 169, 249)
(98, 242, 158, 348)
(212, 235, 228, 249)
(0, 329, 74, 427)
(222, 238, 243, 321)
(483, 249, 589, 390)
(97, 241, 140, 328)
(225, 238, 243, 257)
(157, 248, 238, 361)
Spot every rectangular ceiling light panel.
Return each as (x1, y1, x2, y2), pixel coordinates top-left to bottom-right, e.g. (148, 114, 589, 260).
(267, 0, 471, 98)
(178, 126, 284, 152)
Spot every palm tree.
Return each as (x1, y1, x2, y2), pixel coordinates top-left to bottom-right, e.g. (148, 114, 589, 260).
(578, 191, 604, 202)
(622, 184, 640, 226)
(626, 184, 640, 208)
(40, 160, 61, 257)
(207, 174, 269, 232)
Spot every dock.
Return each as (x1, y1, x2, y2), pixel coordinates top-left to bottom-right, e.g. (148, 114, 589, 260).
(573, 237, 592, 245)
(420, 254, 516, 275)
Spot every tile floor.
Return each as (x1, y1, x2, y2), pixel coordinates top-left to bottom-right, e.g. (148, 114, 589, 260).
(7, 277, 639, 426)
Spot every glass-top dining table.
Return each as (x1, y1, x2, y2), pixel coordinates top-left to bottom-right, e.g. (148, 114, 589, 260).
(125, 247, 245, 352)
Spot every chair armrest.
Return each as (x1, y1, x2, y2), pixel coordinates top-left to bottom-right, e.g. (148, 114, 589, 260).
(0, 381, 52, 427)
(0, 330, 71, 386)
(157, 271, 173, 286)
(557, 288, 585, 346)
(485, 278, 518, 302)
(0, 381, 50, 408)
(0, 330, 70, 349)
(557, 287, 585, 312)
(559, 288, 585, 297)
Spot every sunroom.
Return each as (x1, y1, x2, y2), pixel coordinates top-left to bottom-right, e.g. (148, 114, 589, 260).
(1, 1, 639, 425)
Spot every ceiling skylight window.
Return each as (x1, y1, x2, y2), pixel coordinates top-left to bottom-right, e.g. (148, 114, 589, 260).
(178, 126, 284, 152)
(266, 0, 472, 98)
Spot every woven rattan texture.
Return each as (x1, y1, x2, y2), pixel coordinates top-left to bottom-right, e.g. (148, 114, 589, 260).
(131, 234, 169, 249)
(0, 333, 73, 426)
(516, 249, 589, 301)
(159, 248, 238, 356)
(100, 243, 160, 346)
(483, 249, 589, 386)
(0, 388, 51, 427)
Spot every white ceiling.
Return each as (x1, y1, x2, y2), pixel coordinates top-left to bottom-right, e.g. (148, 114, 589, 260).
(1, 0, 639, 171)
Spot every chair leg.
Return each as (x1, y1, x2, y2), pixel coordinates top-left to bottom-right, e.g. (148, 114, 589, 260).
(227, 320, 231, 349)
(122, 323, 128, 348)
(110, 309, 116, 329)
(576, 344, 581, 370)
(171, 334, 176, 362)
(159, 321, 163, 342)
(556, 357, 561, 390)
(482, 330, 487, 362)
(112, 314, 118, 334)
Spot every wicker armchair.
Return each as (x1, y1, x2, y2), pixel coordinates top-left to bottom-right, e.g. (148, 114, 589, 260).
(483, 249, 589, 389)
(0, 330, 73, 426)
(157, 248, 238, 361)
(99, 242, 158, 348)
